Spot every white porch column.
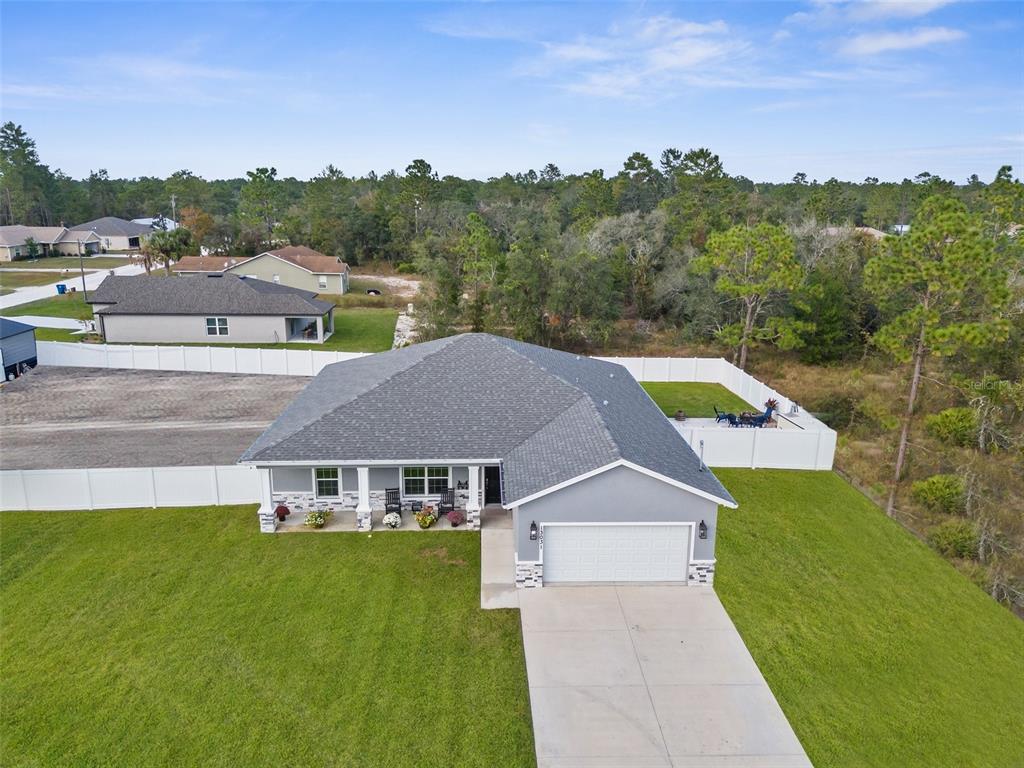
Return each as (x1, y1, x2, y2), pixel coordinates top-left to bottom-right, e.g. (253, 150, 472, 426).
(355, 466, 372, 531)
(316, 315, 324, 343)
(466, 465, 482, 530)
(256, 467, 277, 533)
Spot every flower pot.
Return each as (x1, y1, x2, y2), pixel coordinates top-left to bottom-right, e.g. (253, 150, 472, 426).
(674, 410, 686, 422)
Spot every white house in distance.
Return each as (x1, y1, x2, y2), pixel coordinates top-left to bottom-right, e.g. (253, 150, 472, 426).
(0, 225, 102, 261)
(87, 273, 336, 344)
(173, 245, 350, 294)
(131, 216, 179, 231)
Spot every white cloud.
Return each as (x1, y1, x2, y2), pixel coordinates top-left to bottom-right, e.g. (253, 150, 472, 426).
(849, 1, 957, 21)
(840, 25, 966, 55)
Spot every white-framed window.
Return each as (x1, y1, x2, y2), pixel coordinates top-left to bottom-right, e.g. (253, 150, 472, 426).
(205, 317, 229, 336)
(318, 275, 328, 289)
(403, 466, 450, 496)
(314, 467, 339, 498)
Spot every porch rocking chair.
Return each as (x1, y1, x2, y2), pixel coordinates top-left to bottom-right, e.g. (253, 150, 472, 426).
(438, 488, 455, 516)
(384, 488, 402, 515)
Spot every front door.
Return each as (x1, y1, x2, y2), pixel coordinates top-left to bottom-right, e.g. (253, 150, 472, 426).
(484, 466, 502, 505)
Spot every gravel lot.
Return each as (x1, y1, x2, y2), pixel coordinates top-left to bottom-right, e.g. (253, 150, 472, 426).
(0, 366, 309, 469)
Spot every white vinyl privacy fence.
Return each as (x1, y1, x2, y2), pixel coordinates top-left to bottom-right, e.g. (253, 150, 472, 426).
(595, 355, 837, 471)
(0, 465, 261, 511)
(30, 343, 835, 476)
(36, 341, 369, 377)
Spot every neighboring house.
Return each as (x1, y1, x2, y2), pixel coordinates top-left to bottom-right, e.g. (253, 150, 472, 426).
(88, 273, 335, 345)
(0, 225, 102, 261)
(131, 216, 178, 231)
(893, 224, 911, 236)
(173, 245, 350, 294)
(0, 318, 38, 379)
(71, 217, 153, 251)
(240, 333, 737, 587)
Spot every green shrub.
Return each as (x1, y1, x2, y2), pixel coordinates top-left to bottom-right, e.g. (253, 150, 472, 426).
(927, 519, 979, 559)
(925, 407, 977, 447)
(396, 262, 417, 274)
(911, 474, 966, 514)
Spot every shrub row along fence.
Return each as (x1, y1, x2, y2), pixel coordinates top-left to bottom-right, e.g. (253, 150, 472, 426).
(0, 465, 261, 512)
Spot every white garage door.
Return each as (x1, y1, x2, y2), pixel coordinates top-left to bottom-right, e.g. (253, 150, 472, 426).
(542, 524, 690, 584)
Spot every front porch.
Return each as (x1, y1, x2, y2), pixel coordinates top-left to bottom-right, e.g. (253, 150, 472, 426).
(275, 503, 508, 533)
(255, 463, 501, 533)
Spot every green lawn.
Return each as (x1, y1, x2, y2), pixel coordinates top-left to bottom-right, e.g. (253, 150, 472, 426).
(640, 381, 752, 417)
(0, 270, 85, 293)
(3, 293, 93, 320)
(715, 469, 1024, 768)
(0, 508, 534, 767)
(31, 327, 86, 342)
(2, 256, 130, 270)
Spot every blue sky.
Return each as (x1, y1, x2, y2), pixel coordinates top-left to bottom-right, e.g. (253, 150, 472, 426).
(2, 1, 1021, 182)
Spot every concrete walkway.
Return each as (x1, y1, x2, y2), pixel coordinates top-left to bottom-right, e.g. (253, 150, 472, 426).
(0, 262, 148, 310)
(519, 586, 811, 768)
(480, 507, 519, 609)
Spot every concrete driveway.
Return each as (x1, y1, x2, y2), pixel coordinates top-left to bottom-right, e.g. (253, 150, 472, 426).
(519, 586, 811, 768)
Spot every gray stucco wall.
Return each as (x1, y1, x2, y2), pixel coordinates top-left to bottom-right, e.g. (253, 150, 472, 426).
(0, 329, 37, 368)
(272, 467, 313, 492)
(515, 465, 720, 562)
(227, 254, 346, 294)
(100, 313, 305, 344)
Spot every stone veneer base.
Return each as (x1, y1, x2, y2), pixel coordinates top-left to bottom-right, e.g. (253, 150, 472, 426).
(515, 560, 543, 588)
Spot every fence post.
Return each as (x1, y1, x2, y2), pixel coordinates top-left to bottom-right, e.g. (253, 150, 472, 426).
(149, 467, 158, 508)
(83, 469, 94, 510)
(750, 429, 759, 469)
(212, 466, 221, 505)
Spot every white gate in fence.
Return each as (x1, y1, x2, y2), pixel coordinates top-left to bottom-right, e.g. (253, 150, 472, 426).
(0, 465, 261, 511)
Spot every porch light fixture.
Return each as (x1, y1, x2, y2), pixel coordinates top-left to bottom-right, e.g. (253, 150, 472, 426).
(529, 521, 538, 541)
(698, 520, 708, 539)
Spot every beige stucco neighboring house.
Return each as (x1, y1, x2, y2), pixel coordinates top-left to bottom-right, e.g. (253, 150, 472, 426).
(88, 273, 335, 345)
(0, 225, 102, 261)
(70, 216, 153, 251)
(173, 245, 349, 294)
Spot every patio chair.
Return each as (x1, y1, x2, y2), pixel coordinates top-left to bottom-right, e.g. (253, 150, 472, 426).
(715, 406, 740, 427)
(747, 400, 778, 429)
(438, 488, 455, 515)
(384, 488, 402, 515)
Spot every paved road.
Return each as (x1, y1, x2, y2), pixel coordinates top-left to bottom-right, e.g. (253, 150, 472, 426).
(0, 261, 149, 310)
(519, 586, 811, 768)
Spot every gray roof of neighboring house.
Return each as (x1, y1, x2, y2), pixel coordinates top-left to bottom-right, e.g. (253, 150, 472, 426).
(71, 216, 153, 238)
(240, 333, 735, 506)
(0, 225, 68, 247)
(0, 318, 36, 339)
(88, 274, 334, 316)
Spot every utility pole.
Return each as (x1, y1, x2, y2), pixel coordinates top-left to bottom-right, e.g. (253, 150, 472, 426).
(170, 193, 177, 223)
(77, 239, 88, 299)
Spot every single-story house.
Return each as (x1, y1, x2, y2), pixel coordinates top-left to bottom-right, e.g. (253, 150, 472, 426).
(70, 217, 153, 251)
(173, 245, 350, 294)
(0, 318, 38, 379)
(0, 225, 102, 261)
(88, 273, 335, 345)
(240, 333, 737, 587)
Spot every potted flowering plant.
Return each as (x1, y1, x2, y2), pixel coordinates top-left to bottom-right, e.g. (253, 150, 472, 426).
(447, 509, 466, 527)
(275, 504, 290, 521)
(304, 510, 333, 529)
(415, 509, 437, 529)
(382, 511, 402, 529)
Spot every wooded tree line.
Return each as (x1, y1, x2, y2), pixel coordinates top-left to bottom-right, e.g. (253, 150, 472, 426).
(3, 121, 1023, 610)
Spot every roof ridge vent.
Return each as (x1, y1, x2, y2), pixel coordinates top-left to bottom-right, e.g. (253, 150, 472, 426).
(602, 400, 608, 406)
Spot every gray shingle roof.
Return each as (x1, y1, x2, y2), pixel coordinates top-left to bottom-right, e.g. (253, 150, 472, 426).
(71, 216, 153, 237)
(240, 333, 735, 506)
(89, 274, 333, 316)
(0, 318, 36, 339)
